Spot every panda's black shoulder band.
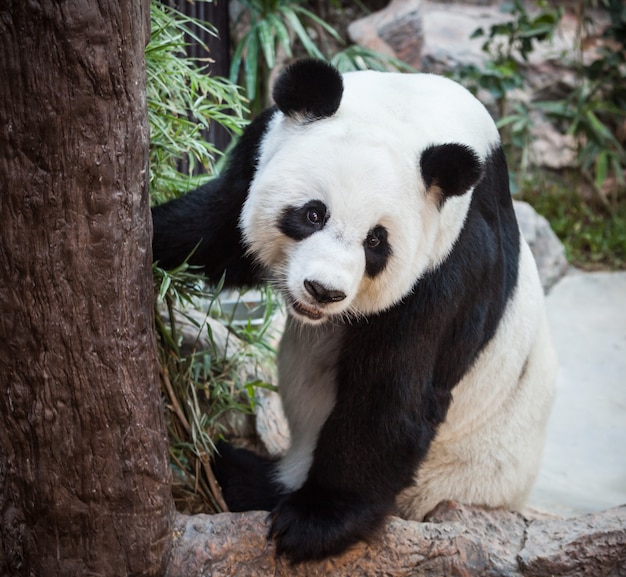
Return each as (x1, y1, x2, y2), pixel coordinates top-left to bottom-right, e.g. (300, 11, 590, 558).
(272, 59, 343, 122)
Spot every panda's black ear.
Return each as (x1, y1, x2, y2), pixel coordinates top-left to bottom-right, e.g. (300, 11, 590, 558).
(272, 59, 343, 122)
(420, 143, 485, 205)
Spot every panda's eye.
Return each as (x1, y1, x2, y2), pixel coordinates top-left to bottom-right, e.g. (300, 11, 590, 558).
(365, 226, 385, 249)
(366, 232, 380, 248)
(307, 208, 322, 225)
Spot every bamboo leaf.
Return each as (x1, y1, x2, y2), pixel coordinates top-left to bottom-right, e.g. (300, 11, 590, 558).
(292, 5, 342, 42)
(595, 151, 608, 190)
(244, 31, 260, 100)
(282, 8, 324, 59)
(229, 33, 247, 84)
(257, 19, 276, 69)
(270, 14, 293, 57)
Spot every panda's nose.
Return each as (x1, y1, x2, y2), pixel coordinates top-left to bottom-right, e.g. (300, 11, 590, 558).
(304, 280, 346, 304)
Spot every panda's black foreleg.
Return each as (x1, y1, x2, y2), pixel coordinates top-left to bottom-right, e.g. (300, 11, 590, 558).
(151, 179, 262, 288)
(267, 410, 435, 564)
(151, 108, 277, 287)
(266, 309, 452, 563)
(266, 421, 424, 563)
(212, 441, 285, 512)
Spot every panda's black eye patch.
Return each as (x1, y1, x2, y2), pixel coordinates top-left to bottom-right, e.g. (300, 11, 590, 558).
(364, 225, 391, 278)
(279, 200, 328, 241)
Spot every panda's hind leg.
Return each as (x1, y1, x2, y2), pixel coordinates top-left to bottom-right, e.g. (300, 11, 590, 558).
(212, 441, 285, 512)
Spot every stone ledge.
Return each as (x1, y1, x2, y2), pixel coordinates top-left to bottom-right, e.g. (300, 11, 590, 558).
(165, 502, 626, 576)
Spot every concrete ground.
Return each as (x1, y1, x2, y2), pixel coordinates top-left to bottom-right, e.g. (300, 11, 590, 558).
(528, 270, 626, 517)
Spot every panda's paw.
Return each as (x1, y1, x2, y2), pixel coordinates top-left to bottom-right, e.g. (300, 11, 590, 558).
(268, 485, 386, 563)
(212, 441, 283, 512)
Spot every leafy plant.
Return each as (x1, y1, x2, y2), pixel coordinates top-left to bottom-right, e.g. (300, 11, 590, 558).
(147, 1, 280, 513)
(146, 1, 248, 203)
(495, 100, 534, 191)
(535, 91, 626, 200)
(535, 0, 626, 201)
(451, 0, 626, 197)
(229, 0, 339, 114)
(452, 0, 626, 268)
(450, 0, 562, 190)
(230, 0, 415, 114)
(153, 262, 279, 513)
(454, 0, 562, 118)
(330, 44, 416, 73)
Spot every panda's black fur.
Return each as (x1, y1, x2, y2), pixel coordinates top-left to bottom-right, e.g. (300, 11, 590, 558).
(152, 59, 555, 563)
(152, 107, 275, 286)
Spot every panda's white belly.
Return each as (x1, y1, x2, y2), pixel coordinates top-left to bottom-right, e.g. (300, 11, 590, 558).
(275, 318, 343, 490)
(397, 239, 557, 519)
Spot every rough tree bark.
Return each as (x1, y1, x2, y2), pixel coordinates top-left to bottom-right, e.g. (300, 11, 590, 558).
(0, 1, 173, 576)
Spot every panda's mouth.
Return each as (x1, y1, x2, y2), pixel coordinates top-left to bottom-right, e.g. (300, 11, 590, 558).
(290, 299, 325, 321)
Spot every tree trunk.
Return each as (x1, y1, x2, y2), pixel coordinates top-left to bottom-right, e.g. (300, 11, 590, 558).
(0, 2, 173, 576)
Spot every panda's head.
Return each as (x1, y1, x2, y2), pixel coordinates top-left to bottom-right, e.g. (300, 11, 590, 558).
(240, 60, 500, 324)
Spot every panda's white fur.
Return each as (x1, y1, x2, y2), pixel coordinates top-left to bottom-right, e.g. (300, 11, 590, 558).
(276, 320, 344, 491)
(152, 60, 557, 563)
(397, 241, 557, 518)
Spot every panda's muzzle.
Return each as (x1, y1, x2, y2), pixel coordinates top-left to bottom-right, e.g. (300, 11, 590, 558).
(304, 280, 346, 304)
(289, 280, 346, 321)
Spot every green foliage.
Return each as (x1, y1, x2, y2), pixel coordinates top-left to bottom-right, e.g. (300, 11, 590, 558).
(450, 0, 562, 191)
(230, 0, 414, 114)
(146, 1, 247, 203)
(519, 177, 626, 270)
(330, 44, 416, 73)
(153, 262, 280, 513)
(230, 0, 339, 113)
(495, 101, 535, 192)
(455, 0, 626, 206)
(147, 1, 281, 513)
(476, 0, 562, 62)
(454, 0, 562, 116)
(535, 0, 626, 199)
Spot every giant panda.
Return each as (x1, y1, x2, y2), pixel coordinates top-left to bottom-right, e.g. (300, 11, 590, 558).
(152, 59, 557, 563)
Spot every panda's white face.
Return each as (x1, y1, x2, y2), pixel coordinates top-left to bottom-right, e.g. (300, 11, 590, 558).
(240, 70, 499, 324)
(241, 120, 436, 324)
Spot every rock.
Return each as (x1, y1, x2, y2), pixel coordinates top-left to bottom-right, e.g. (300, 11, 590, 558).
(514, 200, 569, 292)
(420, 0, 512, 73)
(164, 502, 626, 576)
(254, 384, 289, 456)
(519, 507, 626, 575)
(528, 118, 578, 170)
(348, 0, 424, 68)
